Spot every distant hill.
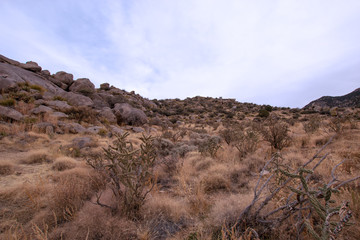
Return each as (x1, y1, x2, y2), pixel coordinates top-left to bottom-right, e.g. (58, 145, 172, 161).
(304, 88, 360, 110)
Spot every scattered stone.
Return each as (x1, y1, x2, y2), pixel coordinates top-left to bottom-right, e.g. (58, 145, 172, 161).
(0, 106, 24, 121)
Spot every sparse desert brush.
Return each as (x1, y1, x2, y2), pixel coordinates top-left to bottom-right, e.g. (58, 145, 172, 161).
(52, 157, 77, 171)
(0, 161, 15, 175)
(234, 129, 259, 159)
(64, 106, 98, 124)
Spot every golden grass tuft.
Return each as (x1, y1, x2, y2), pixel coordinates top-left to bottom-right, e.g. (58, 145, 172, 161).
(0, 161, 15, 175)
(52, 157, 77, 171)
(21, 151, 52, 165)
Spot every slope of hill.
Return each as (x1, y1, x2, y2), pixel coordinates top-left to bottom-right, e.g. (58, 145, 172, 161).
(304, 88, 360, 110)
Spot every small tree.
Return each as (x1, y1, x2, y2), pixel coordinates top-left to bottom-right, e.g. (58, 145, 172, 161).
(86, 132, 156, 219)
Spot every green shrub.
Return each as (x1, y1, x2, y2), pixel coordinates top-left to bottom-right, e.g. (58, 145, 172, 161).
(258, 109, 269, 118)
(0, 98, 16, 107)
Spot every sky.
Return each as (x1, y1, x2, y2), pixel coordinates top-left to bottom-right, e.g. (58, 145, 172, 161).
(1, 0, 360, 108)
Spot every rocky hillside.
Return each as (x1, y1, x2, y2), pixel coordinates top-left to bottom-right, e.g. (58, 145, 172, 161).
(304, 88, 360, 110)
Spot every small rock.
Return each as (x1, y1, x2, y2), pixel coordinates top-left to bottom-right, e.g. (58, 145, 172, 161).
(32, 122, 54, 134)
(72, 137, 92, 149)
(86, 126, 103, 134)
(132, 127, 145, 133)
(31, 105, 53, 115)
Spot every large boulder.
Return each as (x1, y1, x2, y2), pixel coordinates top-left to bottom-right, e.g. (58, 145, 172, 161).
(44, 100, 72, 111)
(62, 92, 93, 107)
(31, 105, 53, 115)
(0, 106, 24, 121)
(69, 78, 95, 96)
(98, 107, 117, 124)
(0, 62, 61, 93)
(53, 71, 74, 85)
(113, 103, 148, 126)
(20, 61, 42, 73)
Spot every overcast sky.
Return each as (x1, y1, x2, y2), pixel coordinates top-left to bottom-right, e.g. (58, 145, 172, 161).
(1, 0, 360, 107)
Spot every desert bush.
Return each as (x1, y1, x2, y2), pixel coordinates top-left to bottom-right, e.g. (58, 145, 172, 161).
(0, 161, 15, 175)
(258, 109, 269, 118)
(154, 137, 175, 157)
(234, 129, 259, 159)
(261, 118, 291, 150)
(201, 174, 230, 194)
(198, 136, 222, 158)
(86, 132, 156, 219)
(327, 117, 345, 133)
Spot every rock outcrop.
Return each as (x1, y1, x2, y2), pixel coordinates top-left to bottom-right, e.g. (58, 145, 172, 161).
(113, 103, 148, 126)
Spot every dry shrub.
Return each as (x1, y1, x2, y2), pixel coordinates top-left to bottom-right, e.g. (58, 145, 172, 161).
(52, 157, 77, 171)
(195, 157, 214, 172)
(21, 152, 52, 165)
(261, 118, 291, 150)
(302, 116, 321, 133)
(0, 161, 15, 175)
(201, 172, 230, 194)
(49, 202, 137, 240)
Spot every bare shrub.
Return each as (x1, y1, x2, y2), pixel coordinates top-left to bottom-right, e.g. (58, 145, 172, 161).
(86, 132, 157, 219)
(261, 118, 291, 150)
(234, 129, 259, 159)
(201, 172, 230, 194)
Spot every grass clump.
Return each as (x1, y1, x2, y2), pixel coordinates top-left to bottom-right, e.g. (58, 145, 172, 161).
(21, 153, 51, 165)
(52, 157, 77, 171)
(0, 161, 15, 175)
(0, 98, 16, 107)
